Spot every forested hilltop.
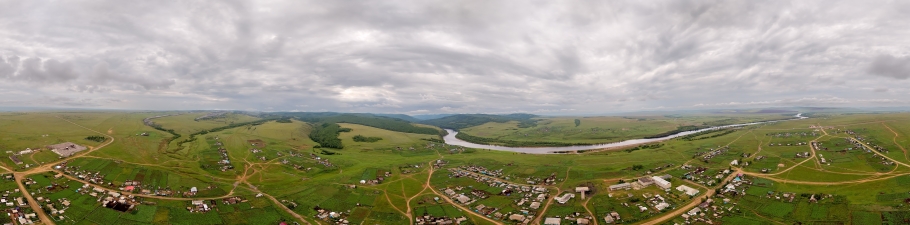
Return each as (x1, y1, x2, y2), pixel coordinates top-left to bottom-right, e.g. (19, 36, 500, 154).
(418, 113, 538, 129)
(268, 112, 443, 149)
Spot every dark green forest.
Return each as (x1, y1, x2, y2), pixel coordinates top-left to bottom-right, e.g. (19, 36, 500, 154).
(308, 123, 352, 149)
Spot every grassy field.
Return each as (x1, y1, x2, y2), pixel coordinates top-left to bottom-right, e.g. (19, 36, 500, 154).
(1, 111, 910, 224)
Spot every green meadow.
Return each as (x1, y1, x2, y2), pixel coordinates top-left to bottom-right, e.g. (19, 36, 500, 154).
(1, 111, 910, 224)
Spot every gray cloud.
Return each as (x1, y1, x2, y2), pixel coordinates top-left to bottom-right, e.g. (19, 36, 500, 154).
(0, 96, 125, 107)
(90, 62, 176, 90)
(868, 54, 910, 80)
(0, 0, 908, 113)
(14, 57, 79, 82)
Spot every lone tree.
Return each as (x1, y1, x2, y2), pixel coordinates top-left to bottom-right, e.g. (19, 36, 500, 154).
(574, 119, 581, 127)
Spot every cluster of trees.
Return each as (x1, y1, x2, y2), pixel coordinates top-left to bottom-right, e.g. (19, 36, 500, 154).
(625, 143, 664, 153)
(454, 132, 590, 147)
(574, 119, 581, 127)
(643, 125, 709, 139)
(680, 129, 736, 141)
(352, 135, 382, 142)
(420, 113, 538, 129)
(421, 138, 444, 143)
(275, 117, 293, 123)
(84, 136, 106, 142)
(147, 122, 182, 146)
(308, 123, 352, 149)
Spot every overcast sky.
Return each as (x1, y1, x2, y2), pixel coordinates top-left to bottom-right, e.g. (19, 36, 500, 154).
(1, 0, 909, 114)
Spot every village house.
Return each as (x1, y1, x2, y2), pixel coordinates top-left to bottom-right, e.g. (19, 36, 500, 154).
(609, 183, 631, 191)
(555, 193, 575, 204)
(655, 202, 670, 210)
(637, 177, 654, 187)
(576, 218, 590, 225)
(651, 176, 671, 189)
(604, 215, 614, 223)
(529, 201, 541, 209)
(537, 193, 547, 201)
(676, 185, 700, 196)
(687, 207, 701, 216)
(544, 217, 561, 225)
(455, 194, 471, 204)
(509, 214, 526, 222)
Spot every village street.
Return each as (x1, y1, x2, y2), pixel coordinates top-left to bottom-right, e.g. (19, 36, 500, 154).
(425, 163, 505, 225)
(640, 170, 741, 225)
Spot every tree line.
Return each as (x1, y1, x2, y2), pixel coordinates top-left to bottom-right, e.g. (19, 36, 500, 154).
(679, 129, 736, 141)
(352, 135, 382, 142)
(642, 125, 709, 139)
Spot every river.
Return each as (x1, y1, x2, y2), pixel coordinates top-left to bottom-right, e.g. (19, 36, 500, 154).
(442, 113, 808, 154)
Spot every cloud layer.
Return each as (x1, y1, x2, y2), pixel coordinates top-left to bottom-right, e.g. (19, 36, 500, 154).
(1, 0, 909, 114)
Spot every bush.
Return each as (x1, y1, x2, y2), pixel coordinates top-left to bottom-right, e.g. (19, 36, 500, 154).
(85, 136, 106, 142)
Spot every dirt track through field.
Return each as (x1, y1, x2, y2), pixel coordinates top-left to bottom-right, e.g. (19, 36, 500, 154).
(881, 123, 910, 163)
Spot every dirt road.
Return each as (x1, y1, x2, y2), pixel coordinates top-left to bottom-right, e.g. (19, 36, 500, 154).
(640, 171, 740, 225)
(14, 174, 54, 224)
(881, 123, 910, 163)
(8, 116, 119, 225)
